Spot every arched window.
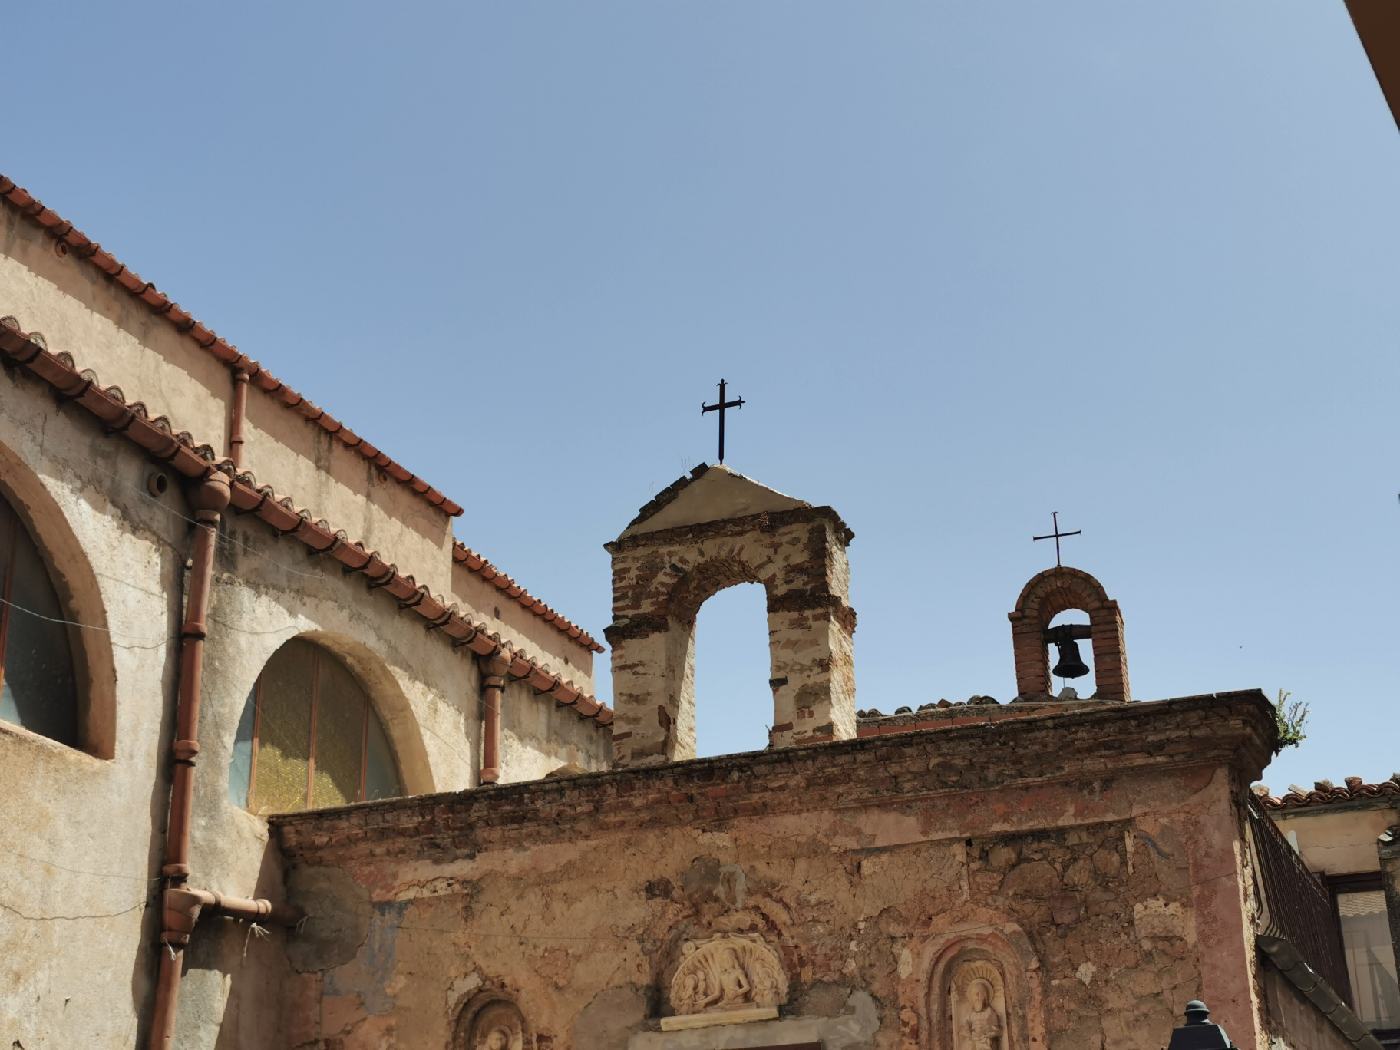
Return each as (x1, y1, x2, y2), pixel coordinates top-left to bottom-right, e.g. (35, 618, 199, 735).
(0, 492, 79, 747)
(229, 638, 401, 814)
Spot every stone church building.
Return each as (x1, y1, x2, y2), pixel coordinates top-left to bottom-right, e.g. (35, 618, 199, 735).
(0, 172, 1385, 1050)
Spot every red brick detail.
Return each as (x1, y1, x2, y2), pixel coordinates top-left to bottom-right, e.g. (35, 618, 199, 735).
(1008, 566, 1130, 702)
(270, 691, 1276, 863)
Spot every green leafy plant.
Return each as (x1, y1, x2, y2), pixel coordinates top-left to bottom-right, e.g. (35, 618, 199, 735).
(1273, 689, 1310, 751)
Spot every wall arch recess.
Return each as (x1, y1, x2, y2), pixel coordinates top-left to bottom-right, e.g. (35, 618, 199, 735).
(0, 436, 116, 758)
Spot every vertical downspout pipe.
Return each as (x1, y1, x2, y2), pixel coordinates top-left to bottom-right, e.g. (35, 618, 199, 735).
(148, 470, 229, 1050)
(228, 369, 249, 469)
(479, 651, 509, 785)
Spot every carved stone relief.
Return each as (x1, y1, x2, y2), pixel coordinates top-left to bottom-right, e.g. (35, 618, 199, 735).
(667, 933, 788, 1018)
(949, 960, 1009, 1050)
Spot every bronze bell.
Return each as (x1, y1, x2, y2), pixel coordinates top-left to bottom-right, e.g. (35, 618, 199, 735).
(1052, 638, 1089, 679)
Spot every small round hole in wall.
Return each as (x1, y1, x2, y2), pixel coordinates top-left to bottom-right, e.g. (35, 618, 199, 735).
(53, 240, 69, 258)
(146, 472, 170, 497)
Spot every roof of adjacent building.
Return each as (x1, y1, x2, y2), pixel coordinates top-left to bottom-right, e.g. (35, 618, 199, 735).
(0, 316, 610, 723)
(0, 174, 463, 516)
(0, 174, 603, 655)
(1254, 775, 1400, 811)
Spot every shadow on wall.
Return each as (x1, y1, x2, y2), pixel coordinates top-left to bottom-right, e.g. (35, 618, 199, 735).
(693, 582, 772, 758)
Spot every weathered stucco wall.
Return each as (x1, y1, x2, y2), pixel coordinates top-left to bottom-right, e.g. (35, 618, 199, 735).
(1271, 804, 1397, 877)
(274, 696, 1292, 1050)
(0, 241, 610, 1047)
(0, 205, 597, 690)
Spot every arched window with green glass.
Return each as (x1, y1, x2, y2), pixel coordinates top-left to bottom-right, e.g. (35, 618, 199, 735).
(0, 492, 79, 747)
(230, 638, 402, 814)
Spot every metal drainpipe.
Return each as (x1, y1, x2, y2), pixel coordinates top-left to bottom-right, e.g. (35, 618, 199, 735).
(148, 470, 230, 1049)
(479, 651, 509, 785)
(148, 371, 293, 1048)
(228, 369, 248, 469)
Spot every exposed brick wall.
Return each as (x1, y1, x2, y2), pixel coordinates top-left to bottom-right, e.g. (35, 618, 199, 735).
(1009, 566, 1130, 701)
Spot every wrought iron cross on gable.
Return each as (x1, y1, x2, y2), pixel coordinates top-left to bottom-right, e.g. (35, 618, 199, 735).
(1033, 511, 1081, 568)
(701, 378, 744, 464)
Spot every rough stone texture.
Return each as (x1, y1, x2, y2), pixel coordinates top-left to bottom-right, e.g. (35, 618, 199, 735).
(605, 466, 857, 766)
(0, 210, 609, 1048)
(273, 694, 1299, 1050)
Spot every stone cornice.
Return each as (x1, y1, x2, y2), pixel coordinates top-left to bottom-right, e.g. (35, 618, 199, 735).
(604, 505, 854, 554)
(273, 691, 1276, 865)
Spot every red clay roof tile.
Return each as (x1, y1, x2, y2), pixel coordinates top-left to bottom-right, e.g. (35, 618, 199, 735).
(0, 316, 611, 727)
(0, 174, 463, 517)
(1255, 775, 1400, 810)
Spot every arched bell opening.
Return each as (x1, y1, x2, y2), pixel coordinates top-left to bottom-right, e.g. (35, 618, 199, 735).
(692, 581, 773, 758)
(1009, 566, 1130, 702)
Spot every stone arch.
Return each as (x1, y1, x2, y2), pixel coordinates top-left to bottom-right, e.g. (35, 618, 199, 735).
(1008, 566, 1129, 701)
(916, 920, 1046, 1050)
(605, 467, 857, 767)
(0, 436, 117, 758)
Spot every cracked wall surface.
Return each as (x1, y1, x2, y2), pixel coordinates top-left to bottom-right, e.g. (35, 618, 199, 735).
(275, 694, 1300, 1050)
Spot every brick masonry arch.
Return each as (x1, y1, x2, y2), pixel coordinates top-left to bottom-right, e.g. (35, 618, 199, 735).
(1008, 566, 1129, 701)
(605, 469, 857, 767)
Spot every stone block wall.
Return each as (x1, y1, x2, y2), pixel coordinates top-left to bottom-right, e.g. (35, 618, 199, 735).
(606, 507, 856, 766)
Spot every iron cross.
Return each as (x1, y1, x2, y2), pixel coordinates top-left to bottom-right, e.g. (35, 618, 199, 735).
(701, 378, 744, 464)
(1033, 511, 1081, 568)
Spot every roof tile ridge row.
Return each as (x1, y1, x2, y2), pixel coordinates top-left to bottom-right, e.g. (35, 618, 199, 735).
(0, 316, 611, 727)
(0, 174, 463, 518)
(451, 542, 603, 653)
(1254, 773, 1400, 809)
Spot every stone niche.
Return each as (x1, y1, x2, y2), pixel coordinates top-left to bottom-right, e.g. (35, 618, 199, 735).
(605, 465, 857, 767)
(924, 928, 1045, 1050)
(453, 994, 530, 1050)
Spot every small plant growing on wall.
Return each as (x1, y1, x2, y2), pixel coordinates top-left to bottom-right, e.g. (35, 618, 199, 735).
(1273, 689, 1310, 751)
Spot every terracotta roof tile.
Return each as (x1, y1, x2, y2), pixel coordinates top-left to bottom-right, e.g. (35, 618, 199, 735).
(0, 316, 610, 727)
(0, 174, 463, 517)
(1254, 775, 1400, 810)
(452, 543, 603, 653)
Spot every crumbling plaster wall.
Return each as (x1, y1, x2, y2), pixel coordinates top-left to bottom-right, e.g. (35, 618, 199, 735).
(274, 699, 1284, 1050)
(0, 365, 185, 1046)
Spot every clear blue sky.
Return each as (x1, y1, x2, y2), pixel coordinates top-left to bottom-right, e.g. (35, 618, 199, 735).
(8, 2, 1397, 790)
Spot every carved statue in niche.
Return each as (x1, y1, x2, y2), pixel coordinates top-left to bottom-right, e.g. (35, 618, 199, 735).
(456, 998, 526, 1050)
(950, 960, 1009, 1050)
(668, 933, 788, 1018)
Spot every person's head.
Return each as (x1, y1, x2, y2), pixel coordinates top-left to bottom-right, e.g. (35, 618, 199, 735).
(969, 981, 990, 1011)
(483, 1027, 510, 1050)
